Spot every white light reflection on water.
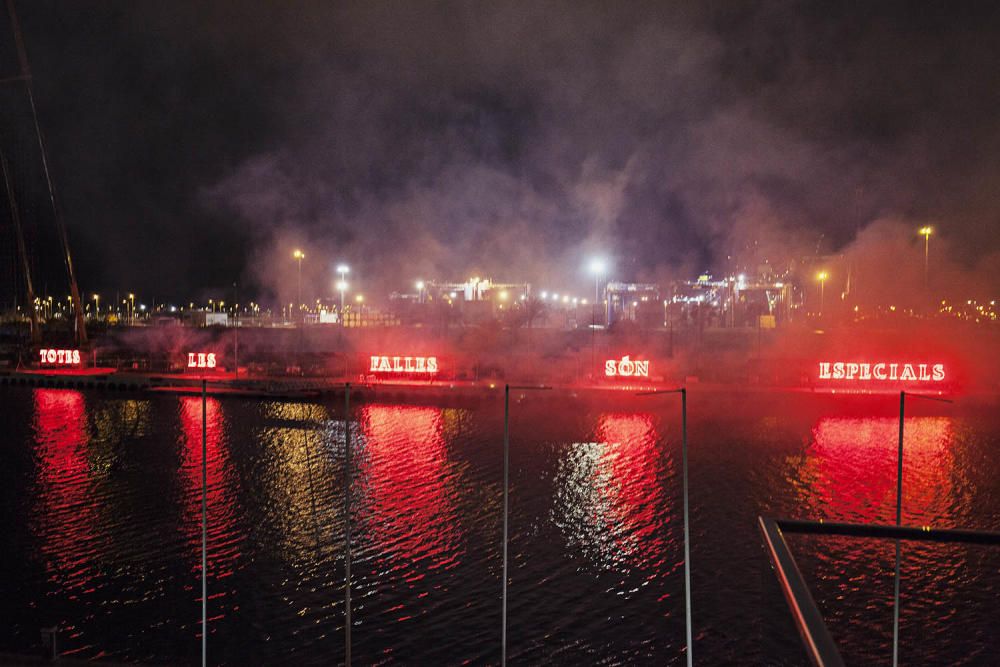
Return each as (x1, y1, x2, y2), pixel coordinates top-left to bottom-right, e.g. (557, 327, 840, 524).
(551, 413, 674, 577)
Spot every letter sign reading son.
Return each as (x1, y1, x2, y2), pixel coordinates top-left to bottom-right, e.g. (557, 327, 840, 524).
(39, 348, 82, 366)
(605, 356, 649, 378)
(188, 352, 217, 369)
(369, 355, 439, 374)
(817, 362, 945, 382)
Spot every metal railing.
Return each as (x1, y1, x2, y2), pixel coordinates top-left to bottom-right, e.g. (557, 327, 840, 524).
(759, 517, 1000, 667)
(177, 384, 977, 665)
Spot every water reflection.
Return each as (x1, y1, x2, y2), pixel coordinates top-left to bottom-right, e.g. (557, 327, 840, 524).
(357, 404, 463, 582)
(552, 412, 672, 574)
(31, 389, 98, 595)
(792, 416, 962, 525)
(254, 401, 336, 559)
(785, 415, 976, 663)
(178, 396, 241, 623)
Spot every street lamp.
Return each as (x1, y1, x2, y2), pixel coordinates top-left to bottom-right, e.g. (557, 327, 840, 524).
(293, 250, 305, 323)
(816, 271, 828, 316)
(92, 294, 100, 318)
(337, 279, 349, 323)
(919, 226, 933, 288)
(415, 279, 425, 304)
(128, 293, 135, 324)
(337, 264, 350, 318)
(588, 258, 607, 380)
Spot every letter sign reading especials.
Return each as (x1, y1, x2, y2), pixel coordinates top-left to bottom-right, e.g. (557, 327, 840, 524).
(817, 361, 945, 382)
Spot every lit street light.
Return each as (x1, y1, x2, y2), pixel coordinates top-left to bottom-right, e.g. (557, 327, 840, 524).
(588, 258, 607, 379)
(816, 271, 828, 316)
(337, 264, 350, 321)
(919, 226, 933, 288)
(415, 279, 425, 303)
(337, 279, 349, 323)
(92, 293, 100, 318)
(293, 250, 305, 323)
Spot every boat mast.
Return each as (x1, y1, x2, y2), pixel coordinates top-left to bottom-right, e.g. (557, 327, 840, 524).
(5, 0, 88, 345)
(0, 148, 40, 343)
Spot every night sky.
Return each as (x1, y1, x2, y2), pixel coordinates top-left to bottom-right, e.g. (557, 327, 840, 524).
(2, 1, 1000, 305)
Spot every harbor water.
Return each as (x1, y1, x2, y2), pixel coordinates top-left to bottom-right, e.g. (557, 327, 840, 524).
(0, 387, 998, 664)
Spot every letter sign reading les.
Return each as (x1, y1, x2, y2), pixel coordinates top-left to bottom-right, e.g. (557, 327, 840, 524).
(187, 352, 217, 369)
(369, 355, 439, 374)
(817, 362, 945, 382)
(39, 348, 81, 366)
(605, 356, 649, 378)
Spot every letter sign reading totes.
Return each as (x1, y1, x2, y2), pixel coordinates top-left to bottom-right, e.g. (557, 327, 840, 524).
(369, 355, 439, 374)
(605, 356, 649, 378)
(39, 348, 81, 366)
(818, 361, 945, 382)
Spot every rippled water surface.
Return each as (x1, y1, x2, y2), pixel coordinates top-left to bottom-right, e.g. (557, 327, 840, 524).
(1, 387, 998, 664)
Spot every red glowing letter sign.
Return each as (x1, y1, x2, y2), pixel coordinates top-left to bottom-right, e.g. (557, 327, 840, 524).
(369, 355, 439, 374)
(605, 356, 649, 378)
(817, 362, 945, 382)
(39, 348, 81, 366)
(187, 352, 217, 369)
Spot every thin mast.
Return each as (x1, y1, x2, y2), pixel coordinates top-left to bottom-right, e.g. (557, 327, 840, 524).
(5, 0, 88, 344)
(0, 148, 40, 343)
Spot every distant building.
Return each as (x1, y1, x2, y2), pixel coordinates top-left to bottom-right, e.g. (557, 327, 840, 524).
(605, 282, 660, 326)
(391, 277, 531, 325)
(186, 311, 229, 327)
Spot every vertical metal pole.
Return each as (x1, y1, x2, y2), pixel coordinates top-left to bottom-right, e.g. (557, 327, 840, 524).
(924, 235, 929, 288)
(233, 282, 238, 378)
(501, 384, 510, 666)
(592, 276, 598, 379)
(668, 296, 674, 358)
(201, 380, 207, 667)
(892, 391, 904, 667)
(681, 388, 692, 667)
(344, 383, 352, 666)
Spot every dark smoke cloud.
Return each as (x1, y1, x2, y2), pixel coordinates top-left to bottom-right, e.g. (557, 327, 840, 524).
(8, 1, 1000, 304)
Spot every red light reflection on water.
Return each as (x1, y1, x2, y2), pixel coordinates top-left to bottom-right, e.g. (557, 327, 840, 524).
(801, 416, 958, 525)
(594, 413, 670, 570)
(357, 404, 462, 578)
(32, 389, 97, 594)
(178, 396, 240, 616)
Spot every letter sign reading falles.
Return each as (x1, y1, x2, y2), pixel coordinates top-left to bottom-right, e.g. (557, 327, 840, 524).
(39, 348, 82, 366)
(369, 355, 439, 374)
(817, 362, 945, 382)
